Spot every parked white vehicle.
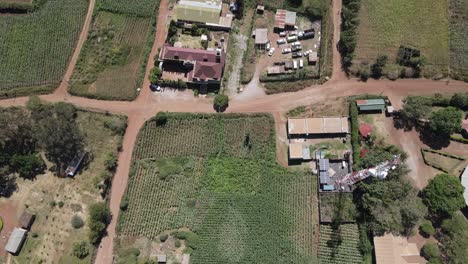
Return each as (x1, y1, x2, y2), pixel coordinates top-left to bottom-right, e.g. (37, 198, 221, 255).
(304, 49, 313, 56)
(289, 30, 298, 36)
(279, 31, 287, 37)
(277, 38, 286, 44)
(268, 47, 275, 56)
(282, 47, 291, 54)
(293, 60, 298, 69)
(293, 41, 301, 46)
(299, 59, 304, 68)
(266, 42, 271, 51)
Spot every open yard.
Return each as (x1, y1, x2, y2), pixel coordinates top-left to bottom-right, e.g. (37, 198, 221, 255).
(117, 113, 318, 263)
(0, 109, 125, 263)
(355, 0, 450, 77)
(0, 0, 88, 97)
(422, 150, 467, 175)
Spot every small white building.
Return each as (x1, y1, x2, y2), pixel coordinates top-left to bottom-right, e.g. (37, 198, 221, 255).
(5, 228, 27, 255)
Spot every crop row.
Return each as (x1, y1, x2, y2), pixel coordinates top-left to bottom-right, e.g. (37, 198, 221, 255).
(97, 0, 160, 17)
(449, 0, 468, 81)
(0, 0, 88, 93)
(318, 224, 362, 263)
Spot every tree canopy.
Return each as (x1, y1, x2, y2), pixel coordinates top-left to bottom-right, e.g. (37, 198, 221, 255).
(400, 96, 432, 122)
(213, 94, 229, 112)
(429, 107, 462, 135)
(439, 214, 468, 264)
(88, 202, 111, 244)
(422, 173, 465, 218)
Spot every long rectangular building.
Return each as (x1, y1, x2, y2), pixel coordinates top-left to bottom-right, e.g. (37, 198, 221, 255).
(287, 117, 349, 136)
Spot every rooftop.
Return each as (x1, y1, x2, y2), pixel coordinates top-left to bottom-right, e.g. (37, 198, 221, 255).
(5, 228, 27, 254)
(174, 0, 222, 24)
(288, 117, 349, 135)
(356, 99, 386, 106)
(255, 28, 268, 45)
(19, 211, 35, 230)
(374, 233, 425, 264)
(359, 123, 373, 137)
(274, 9, 296, 29)
(461, 165, 468, 206)
(289, 143, 311, 160)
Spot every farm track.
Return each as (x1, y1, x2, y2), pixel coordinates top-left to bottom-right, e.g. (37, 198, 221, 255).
(0, 0, 466, 263)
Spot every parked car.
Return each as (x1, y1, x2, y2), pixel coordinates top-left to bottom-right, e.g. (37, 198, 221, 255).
(291, 45, 302, 52)
(292, 51, 302, 58)
(287, 36, 298, 43)
(282, 47, 291, 54)
(299, 59, 304, 68)
(266, 42, 271, 51)
(293, 60, 298, 69)
(268, 47, 275, 56)
(288, 31, 298, 36)
(150, 84, 161, 92)
(279, 31, 287, 37)
(303, 49, 313, 56)
(277, 38, 286, 45)
(293, 41, 301, 46)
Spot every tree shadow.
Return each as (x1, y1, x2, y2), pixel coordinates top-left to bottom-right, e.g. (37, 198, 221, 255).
(0, 174, 18, 198)
(419, 127, 450, 150)
(392, 114, 414, 131)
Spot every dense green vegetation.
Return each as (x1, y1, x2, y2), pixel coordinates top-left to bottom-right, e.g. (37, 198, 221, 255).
(318, 224, 362, 264)
(70, 0, 160, 100)
(339, 0, 361, 70)
(118, 113, 317, 263)
(88, 202, 111, 244)
(213, 94, 229, 112)
(449, 0, 468, 81)
(0, 0, 47, 13)
(439, 214, 468, 263)
(0, 0, 88, 97)
(422, 173, 465, 218)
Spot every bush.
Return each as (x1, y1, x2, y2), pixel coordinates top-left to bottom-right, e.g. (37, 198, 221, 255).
(149, 67, 162, 84)
(214, 94, 229, 112)
(174, 231, 199, 250)
(159, 233, 168, 242)
(72, 241, 89, 259)
(423, 173, 465, 218)
(88, 203, 111, 244)
(58, 201, 64, 208)
(421, 242, 440, 261)
(49, 201, 56, 207)
(419, 220, 435, 237)
(175, 240, 181, 248)
(71, 215, 84, 229)
(104, 152, 118, 171)
(120, 198, 129, 211)
(154, 112, 168, 126)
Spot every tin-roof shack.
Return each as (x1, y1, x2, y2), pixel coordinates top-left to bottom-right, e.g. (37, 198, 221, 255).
(356, 99, 386, 112)
(274, 9, 296, 30)
(289, 143, 311, 160)
(5, 228, 27, 255)
(288, 117, 349, 137)
(19, 211, 35, 230)
(254, 28, 268, 46)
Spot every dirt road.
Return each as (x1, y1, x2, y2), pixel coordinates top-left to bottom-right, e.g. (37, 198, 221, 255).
(0, 0, 467, 263)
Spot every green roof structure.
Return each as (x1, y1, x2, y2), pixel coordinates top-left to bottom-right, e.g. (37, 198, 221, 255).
(174, 0, 222, 25)
(356, 99, 385, 111)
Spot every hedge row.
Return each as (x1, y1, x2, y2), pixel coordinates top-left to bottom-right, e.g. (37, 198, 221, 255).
(339, 0, 361, 69)
(420, 149, 450, 173)
(421, 148, 465, 161)
(0, 0, 47, 13)
(450, 135, 468, 144)
(259, 69, 319, 83)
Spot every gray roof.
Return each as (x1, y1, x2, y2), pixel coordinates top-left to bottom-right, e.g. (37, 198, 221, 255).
(319, 159, 332, 184)
(255, 28, 268, 44)
(461, 165, 468, 206)
(5, 228, 27, 254)
(319, 159, 329, 171)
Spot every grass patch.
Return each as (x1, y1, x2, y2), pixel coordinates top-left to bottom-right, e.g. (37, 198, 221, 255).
(355, 0, 449, 77)
(449, 0, 468, 81)
(421, 149, 466, 174)
(319, 224, 362, 264)
(69, 12, 152, 101)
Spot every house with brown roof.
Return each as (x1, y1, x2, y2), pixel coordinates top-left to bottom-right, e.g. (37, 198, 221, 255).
(274, 9, 296, 31)
(158, 44, 226, 88)
(374, 233, 425, 264)
(19, 211, 35, 230)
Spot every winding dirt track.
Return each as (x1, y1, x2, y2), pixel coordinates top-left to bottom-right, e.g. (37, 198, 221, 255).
(0, 0, 467, 263)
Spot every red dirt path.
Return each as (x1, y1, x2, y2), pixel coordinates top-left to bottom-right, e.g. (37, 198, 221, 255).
(0, 202, 19, 258)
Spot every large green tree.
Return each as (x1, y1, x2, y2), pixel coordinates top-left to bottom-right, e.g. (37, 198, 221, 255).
(422, 173, 464, 218)
(400, 96, 432, 122)
(429, 107, 462, 135)
(88, 202, 111, 244)
(439, 214, 468, 264)
(355, 169, 427, 235)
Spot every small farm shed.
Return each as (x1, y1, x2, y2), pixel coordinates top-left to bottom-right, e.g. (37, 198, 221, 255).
(461, 165, 468, 206)
(289, 143, 311, 160)
(356, 99, 386, 112)
(182, 254, 190, 264)
(274, 9, 296, 31)
(254, 28, 268, 49)
(5, 228, 27, 255)
(256, 5, 264, 14)
(308, 52, 318, 65)
(267, 66, 284, 75)
(287, 117, 349, 137)
(374, 233, 425, 264)
(157, 254, 167, 263)
(359, 123, 373, 138)
(19, 211, 35, 230)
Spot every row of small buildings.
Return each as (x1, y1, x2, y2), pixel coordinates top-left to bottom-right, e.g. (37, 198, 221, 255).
(5, 211, 35, 255)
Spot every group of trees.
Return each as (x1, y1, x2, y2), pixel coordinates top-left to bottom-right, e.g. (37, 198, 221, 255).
(400, 93, 466, 137)
(339, 0, 361, 70)
(0, 97, 84, 196)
